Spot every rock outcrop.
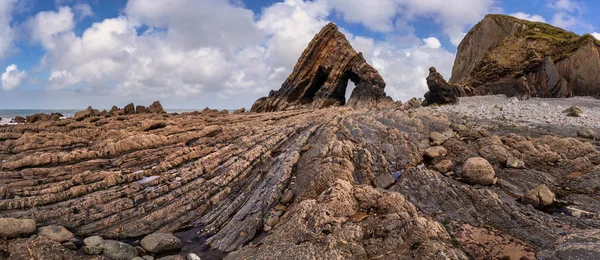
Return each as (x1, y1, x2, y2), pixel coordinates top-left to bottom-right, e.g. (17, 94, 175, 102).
(423, 67, 463, 106)
(447, 14, 600, 98)
(251, 23, 392, 112)
(72, 101, 165, 121)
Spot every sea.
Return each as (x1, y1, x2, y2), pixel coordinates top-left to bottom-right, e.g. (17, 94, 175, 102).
(0, 109, 205, 125)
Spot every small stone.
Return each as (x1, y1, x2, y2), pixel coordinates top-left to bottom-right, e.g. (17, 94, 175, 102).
(434, 159, 453, 173)
(506, 157, 525, 169)
(274, 211, 284, 217)
(187, 253, 201, 260)
(62, 241, 78, 250)
(522, 184, 555, 209)
(143, 256, 155, 260)
(265, 216, 279, 227)
(263, 225, 272, 232)
(429, 132, 450, 146)
(38, 225, 74, 242)
(0, 218, 37, 238)
(563, 106, 583, 117)
(280, 189, 294, 204)
(461, 157, 495, 186)
(84, 235, 104, 247)
(274, 204, 287, 211)
(141, 233, 182, 254)
(301, 144, 311, 152)
(492, 177, 498, 185)
(424, 146, 447, 160)
(132, 257, 145, 260)
(577, 128, 597, 140)
(83, 246, 103, 255)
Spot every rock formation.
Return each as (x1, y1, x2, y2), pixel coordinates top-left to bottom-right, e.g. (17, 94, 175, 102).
(251, 23, 392, 112)
(423, 67, 463, 106)
(71, 101, 165, 122)
(1, 103, 600, 259)
(447, 14, 600, 98)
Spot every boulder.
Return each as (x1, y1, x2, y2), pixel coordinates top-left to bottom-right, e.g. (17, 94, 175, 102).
(124, 103, 136, 115)
(83, 235, 104, 247)
(522, 184, 555, 209)
(577, 128, 597, 140)
(429, 130, 454, 146)
(434, 160, 453, 173)
(74, 106, 95, 121)
(37, 225, 74, 242)
(0, 218, 36, 238)
(424, 146, 447, 160)
(100, 240, 138, 260)
(140, 233, 181, 253)
(148, 101, 165, 114)
(12, 116, 26, 123)
(506, 157, 526, 169)
(461, 157, 495, 185)
(423, 67, 462, 106)
(136, 105, 148, 114)
(563, 106, 583, 117)
(26, 113, 51, 123)
(233, 107, 246, 114)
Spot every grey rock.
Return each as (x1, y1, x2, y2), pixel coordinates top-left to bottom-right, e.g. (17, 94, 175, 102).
(101, 240, 138, 260)
(83, 245, 103, 255)
(373, 172, 394, 189)
(0, 218, 36, 238)
(187, 253, 201, 260)
(37, 225, 74, 242)
(577, 128, 597, 140)
(506, 157, 525, 169)
(140, 233, 181, 254)
(522, 184, 555, 209)
(84, 235, 104, 247)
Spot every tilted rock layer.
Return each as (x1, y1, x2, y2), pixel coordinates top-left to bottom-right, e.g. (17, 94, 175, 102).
(450, 14, 600, 98)
(251, 23, 392, 112)
(1, 105, 599, 259)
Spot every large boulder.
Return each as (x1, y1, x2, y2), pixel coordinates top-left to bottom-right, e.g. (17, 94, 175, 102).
(148, 101, 165, 114)
(461, 157, 495, 185)
(12, 116, 26, 123)
(74, 106, 95, 121)
(0, 218, 36, 238)
(522, 184, 555, 209)
(124, 103, 136, 115)
(37, 225, 74, 242)
(136, 105, 148, 114)
(140, 233, 181, 253)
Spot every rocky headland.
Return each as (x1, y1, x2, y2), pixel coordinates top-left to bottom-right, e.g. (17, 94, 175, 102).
(1, 17, 600, 260)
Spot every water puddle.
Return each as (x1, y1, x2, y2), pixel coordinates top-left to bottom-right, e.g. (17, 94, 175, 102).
(174, 226, 226, 260)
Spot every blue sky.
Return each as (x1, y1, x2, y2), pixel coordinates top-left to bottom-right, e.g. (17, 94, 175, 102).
(0, 0, 598, 109)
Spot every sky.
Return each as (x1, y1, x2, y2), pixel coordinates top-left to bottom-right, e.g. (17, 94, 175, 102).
(0, 0, 598, 109)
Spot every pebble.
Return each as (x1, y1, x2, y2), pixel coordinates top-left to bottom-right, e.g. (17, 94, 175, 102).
(187, 253, 202, 260)
(280, 189, 294, 204)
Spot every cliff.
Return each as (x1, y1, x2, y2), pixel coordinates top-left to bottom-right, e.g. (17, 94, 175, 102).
(448, 14, 600, 99)
(251, 23, 392, 112)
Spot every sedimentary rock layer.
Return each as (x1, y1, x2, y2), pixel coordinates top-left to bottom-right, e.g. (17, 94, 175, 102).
(1, 104, 599, 259)
(251, 23, 392, 112)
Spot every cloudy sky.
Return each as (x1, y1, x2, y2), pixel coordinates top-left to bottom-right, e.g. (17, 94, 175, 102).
(0, 0, 598, 109)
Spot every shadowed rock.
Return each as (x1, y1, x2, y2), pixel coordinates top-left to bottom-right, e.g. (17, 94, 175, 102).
(251, 23, 392, 112)
(423, 67, 462, 106)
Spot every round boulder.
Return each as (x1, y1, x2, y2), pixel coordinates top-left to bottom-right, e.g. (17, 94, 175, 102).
(140, 233, 181, 254)
(0, 218, 37, 238)
(461, 157, 495, 185)
(38, 225, 74, 242)
(101, 240, 138, 260)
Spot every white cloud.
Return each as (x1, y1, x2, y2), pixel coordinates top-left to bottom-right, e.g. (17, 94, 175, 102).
(552, 12, 577, 29)
(422, 37, 441, 49)
(1, 64, 27, 91)
(0, 0, 16, 60)
(592, 32, 600, 40)
(509, 12, 546, 23)
(73, 3, 93, 19)
(549, 0, 580, 12)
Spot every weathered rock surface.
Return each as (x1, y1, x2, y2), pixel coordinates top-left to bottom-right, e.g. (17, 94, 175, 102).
(448, 14, 600, 98)
(1, 101, 599, 259)
(251, 23, 392, 112)
(522, 184, 555, 209)
(423, 67, 462, 106)
(0, 218, 36, 238)
(38, 225, 74, 242)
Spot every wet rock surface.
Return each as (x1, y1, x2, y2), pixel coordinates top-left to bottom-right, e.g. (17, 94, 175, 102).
(0, 100, 599, 259)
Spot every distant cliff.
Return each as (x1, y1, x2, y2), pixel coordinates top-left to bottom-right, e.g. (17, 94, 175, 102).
(449, 14, 600, 99)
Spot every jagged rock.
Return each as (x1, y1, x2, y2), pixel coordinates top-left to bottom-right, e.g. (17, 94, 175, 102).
(461, 157, 495, 185)
(100, 110, 110, 117)
(251, 23, 391, 112)
(124, 103, 136, 115)
(522, 184, 555, 209)
(26, 113, 62, 123)
(136, 105, 148, 114)
(397, 97, 422, 110)
(563, 106, 583, 117)
(38, 225, 74, 242)
(0, 218, 36, 238)
(74, 106, 96, 121)
(140, 233, 181, 253)
(423, 67, 462, 106)
(449, 14, 600, 98)
(101, 240, 138, 260)
(148, 101, 165, 114)
(233, 107, 245, 114)
(12, 116, 25, 123)
(109, 105, 121, 116)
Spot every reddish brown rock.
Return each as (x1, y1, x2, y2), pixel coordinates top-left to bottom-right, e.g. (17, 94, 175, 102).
(251, 23, 392, 112)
